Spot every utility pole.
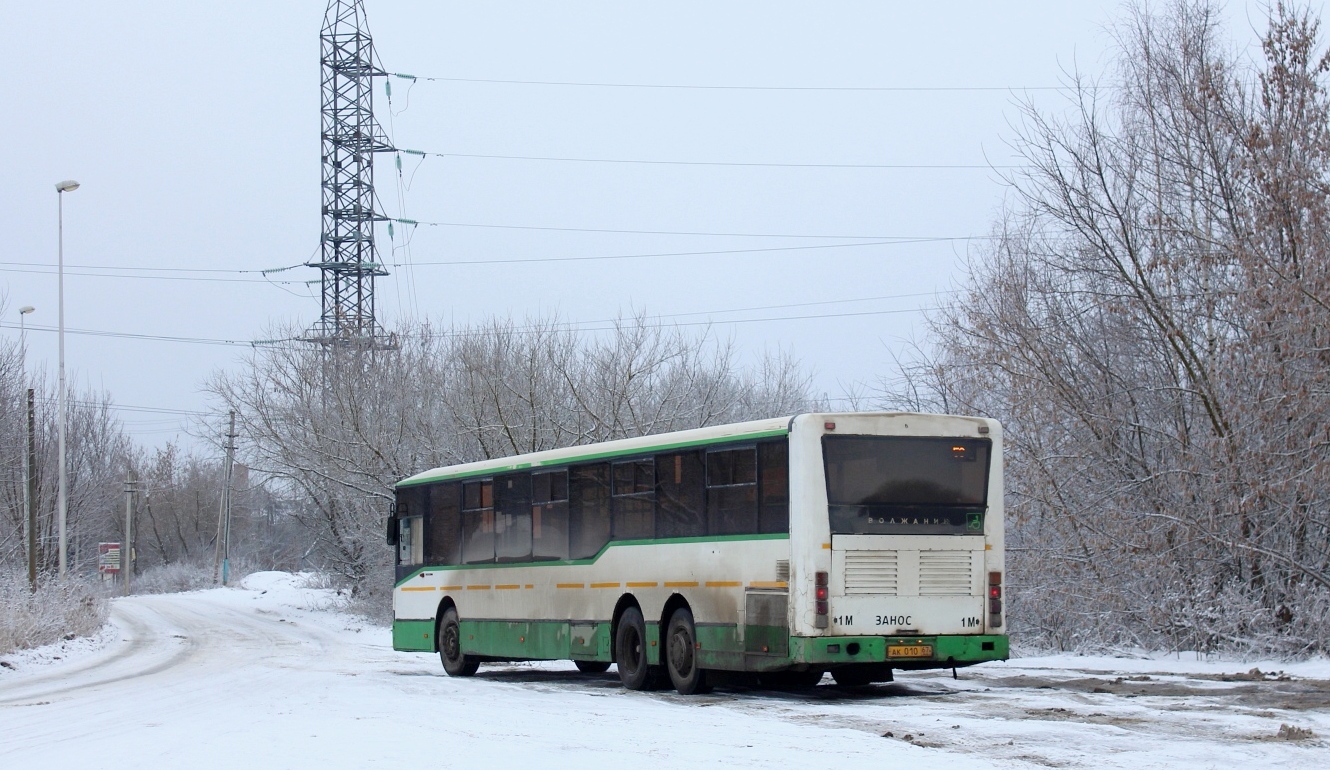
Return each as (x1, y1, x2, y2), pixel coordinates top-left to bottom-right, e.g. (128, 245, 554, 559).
(26, 389, 38, 591)
(123, 472, 136, 596)
(19, 306, 35, 590)
(220, 412, 237, 585)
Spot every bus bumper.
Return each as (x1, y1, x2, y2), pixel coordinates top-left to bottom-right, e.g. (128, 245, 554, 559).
(789, 634, 1007, 668)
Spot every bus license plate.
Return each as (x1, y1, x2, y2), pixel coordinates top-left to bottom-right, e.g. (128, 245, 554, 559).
(887, 644, 933, 659)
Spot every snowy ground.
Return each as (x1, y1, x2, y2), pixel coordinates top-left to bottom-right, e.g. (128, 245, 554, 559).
(1, 573, 1326, 769)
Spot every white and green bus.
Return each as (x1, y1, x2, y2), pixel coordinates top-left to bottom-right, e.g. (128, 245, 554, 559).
(389, 412, 1007, 694)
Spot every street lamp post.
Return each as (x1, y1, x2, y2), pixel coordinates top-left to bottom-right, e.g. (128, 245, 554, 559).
(18, 306, 33, 376)
(19, 306, 35, 589)
(56, 179, 79, 579)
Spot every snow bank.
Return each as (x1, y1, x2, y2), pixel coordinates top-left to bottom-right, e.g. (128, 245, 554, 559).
(0, 621, 118, 676)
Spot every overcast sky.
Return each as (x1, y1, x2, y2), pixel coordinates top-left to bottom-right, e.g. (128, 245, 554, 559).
(1, 1, 1271, 451)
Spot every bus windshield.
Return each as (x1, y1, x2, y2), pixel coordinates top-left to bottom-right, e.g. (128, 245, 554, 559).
(823, 436, 991, 535)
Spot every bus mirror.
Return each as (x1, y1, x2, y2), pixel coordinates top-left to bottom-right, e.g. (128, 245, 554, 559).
(386, 503, 399, 546)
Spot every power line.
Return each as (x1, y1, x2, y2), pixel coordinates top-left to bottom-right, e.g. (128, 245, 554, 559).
(397, 148, 1017, 170)
(648, 290, 951, 319)
(29, 395, 212, 417)
(0, 261, 292, 275)
(1, 321, 247, 347)
(0, 264, 306, 285)
(0, 289, 948, 349)
(0, 237, 985, 282)
(391, 217, 990, 241)
(392, 305, 937, 342)
(404, 238, 978, 267)
(390, 72, 1071, 93)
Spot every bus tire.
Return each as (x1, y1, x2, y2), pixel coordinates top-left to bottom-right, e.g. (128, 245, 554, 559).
(614, 606, 659, 690)
(438, 607, 479, 677)
(574, 660, 611, 674)
(665, 608, 712, 695)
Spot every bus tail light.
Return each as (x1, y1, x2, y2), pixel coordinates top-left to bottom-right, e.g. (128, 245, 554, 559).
(815, 571, 829, 628)
(988, 571, 1003, 629)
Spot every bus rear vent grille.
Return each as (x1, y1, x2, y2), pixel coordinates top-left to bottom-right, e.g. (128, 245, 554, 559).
(844, 550, 899, 595)
(919, 551, 974, 596)
(775, 560, 790, 583)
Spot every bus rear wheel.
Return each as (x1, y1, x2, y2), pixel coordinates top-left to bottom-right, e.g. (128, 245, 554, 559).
(614, 606, 662, 690)
(574, 660, 611, 674)
(665, 608, 712, 695)
(438, 607, 479, 677)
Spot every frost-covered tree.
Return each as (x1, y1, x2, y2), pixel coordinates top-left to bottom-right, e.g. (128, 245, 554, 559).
(0, 309, 135, 578)
(209, 315, 817, 583)
(886, 1, 1330, 655)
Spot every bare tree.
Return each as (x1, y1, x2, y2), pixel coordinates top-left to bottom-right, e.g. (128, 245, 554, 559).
(209, 314, 817, 583)
(886, 1, 1330, 655)
(0, 309, 136, 579)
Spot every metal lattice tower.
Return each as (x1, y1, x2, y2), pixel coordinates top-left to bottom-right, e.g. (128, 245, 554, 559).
(305, 0, 395, 347)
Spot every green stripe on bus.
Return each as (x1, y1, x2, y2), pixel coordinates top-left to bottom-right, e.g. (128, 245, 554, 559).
(394, 532, 789, 587)
(396, 428, 789, 488)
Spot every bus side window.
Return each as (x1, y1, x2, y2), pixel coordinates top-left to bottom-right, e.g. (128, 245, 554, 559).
(569, 464, 611, 559)
(656, 451, 705, 538)
(427, 481, 462, 565)
(494, 473, 533, 563)
(758, 439, 790, 534)
(461, 480, 495, 564)
(532, 470, 570, 561)
(707, 447, 758, 535)
(611, 459, 654, 540)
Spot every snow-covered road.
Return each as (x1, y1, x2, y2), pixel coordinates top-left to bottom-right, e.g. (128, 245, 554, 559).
(1, 573, 1326, 769)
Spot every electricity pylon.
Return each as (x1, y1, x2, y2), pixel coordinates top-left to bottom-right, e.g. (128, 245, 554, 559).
(305, 0, 395, 348)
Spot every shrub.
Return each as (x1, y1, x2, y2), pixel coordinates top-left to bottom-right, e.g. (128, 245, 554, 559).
(0, 572, 109, 656)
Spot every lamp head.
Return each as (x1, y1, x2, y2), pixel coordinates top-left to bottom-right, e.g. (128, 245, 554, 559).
(55, 180, 80, 193)
(19, 306, 35, 315)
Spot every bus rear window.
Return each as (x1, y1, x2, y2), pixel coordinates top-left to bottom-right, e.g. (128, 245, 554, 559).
(823, 436, 991, 535)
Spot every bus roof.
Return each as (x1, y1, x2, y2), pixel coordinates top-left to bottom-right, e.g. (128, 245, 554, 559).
(395, 411, 996, 488)
(397, 415, 793, 488)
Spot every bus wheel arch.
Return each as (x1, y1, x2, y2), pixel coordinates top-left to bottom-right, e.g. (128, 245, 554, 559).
(609, 594, 643, 663)
(658, 593, 691, 647)
(433, 597, 458, 653)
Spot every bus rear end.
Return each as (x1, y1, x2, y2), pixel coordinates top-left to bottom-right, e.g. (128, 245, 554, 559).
(787, 413, 1007, 681)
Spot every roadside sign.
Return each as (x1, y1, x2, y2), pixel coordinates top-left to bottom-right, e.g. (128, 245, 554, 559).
(98, 542, 122, 574)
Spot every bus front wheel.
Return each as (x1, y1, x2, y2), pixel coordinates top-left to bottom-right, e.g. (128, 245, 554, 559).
(438, 607, 479, 677)
(665, 608, 712, 695)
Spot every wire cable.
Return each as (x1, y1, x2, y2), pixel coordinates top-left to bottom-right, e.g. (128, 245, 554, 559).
(389, 72, 1071, 93)
(389, 218, 989, 240)
(0, 289, 950, 348)
(394, 148, 1016, 170)
(0, 237, 985, 282)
